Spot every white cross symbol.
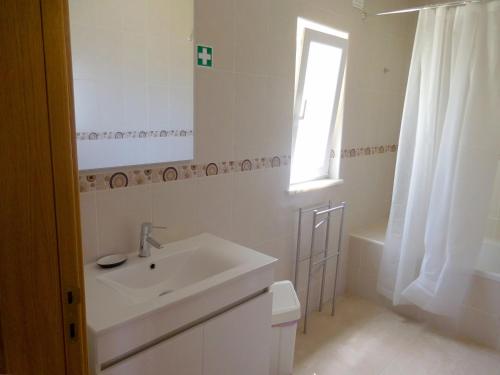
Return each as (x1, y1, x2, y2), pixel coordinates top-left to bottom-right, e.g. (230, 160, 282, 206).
(198, 48, 211, 65)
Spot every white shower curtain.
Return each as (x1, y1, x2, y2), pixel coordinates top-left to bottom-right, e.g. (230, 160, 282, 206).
(378, 1, 500, 316)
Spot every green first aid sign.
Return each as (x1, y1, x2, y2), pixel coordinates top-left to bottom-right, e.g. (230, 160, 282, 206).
(197, 45, 213, 68)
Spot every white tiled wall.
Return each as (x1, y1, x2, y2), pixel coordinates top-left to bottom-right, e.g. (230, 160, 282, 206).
(69, 0, 193, 132)
(79, 0, 416, 303)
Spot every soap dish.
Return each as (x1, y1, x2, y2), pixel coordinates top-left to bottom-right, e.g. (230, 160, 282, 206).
(97, 254, 128, 269)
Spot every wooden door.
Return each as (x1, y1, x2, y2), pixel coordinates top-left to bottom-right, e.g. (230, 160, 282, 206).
(0, 0, 88, 374)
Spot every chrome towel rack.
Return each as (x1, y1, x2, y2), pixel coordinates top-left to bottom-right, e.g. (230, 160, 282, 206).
(294, 201, 346, 334)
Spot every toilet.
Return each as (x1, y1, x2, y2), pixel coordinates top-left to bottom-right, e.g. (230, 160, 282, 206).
(270, 281, 301, 375)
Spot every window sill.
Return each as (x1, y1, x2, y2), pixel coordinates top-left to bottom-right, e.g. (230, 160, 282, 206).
(288, 178, 344, 195)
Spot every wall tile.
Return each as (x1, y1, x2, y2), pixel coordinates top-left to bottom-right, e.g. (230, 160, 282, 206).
(233, 74, 271, 159)
(297, 0, 350, 18)
(148, 84, 169, 128)
(230, 169, 277, 248)
(69, 0, 94, 26)
(121, 32, 147, 83)
(360, 240, 383, 278)
(168, 86, 193, 131)
(169, 40, 194, 88)
(197, 174, 234, 239)
(71, 24, 99, 81)
(94, 28, 122, 82)
(147, 35, 170, 85)
(94, 0, 123, 30)
(194, 0, 235, 71)
(230, 168, 292, 248)
(73, 79, 100, 132)
(234, 0, 270, 75)
(195, 69, 235, 163)
(151, 179, 200, 243)
(96, 185, 153, 257)
(267, 0, 298, 79)
(79, 192, 99, 263)
(147, 0, 170, 37)
(346, 262, 359, 296)
(348, 30, 412, 95)
(97, 78, 124, 131)
(361, 1, 418, 38)
(347, 237, 362, 271)
(255, 235, 296, 282)
(123, 82, 148, 131)
(342, 88, 405, 148)
(121, 0, 147, 33)
(168, 0, 193, 43)
(266, 77, 294, 157)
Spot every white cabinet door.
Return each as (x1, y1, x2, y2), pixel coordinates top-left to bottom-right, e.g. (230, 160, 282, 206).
(203, 293, 273, 375)
(101, 325, 203, 375)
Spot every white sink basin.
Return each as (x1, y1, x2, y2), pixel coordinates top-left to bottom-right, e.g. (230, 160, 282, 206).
(97, 244, 255, 304)
(85, 233, 277, 365)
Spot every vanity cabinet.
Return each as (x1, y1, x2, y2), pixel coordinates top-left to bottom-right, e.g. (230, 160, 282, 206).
(101, 327, 203, 375)
(203, 292, 272, 375)
(100, 293, 272, 375)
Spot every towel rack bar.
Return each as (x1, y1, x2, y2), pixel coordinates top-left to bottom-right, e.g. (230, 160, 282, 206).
(296, 201, 346, 334)
(315, 204, 345, 216)
(312, 253, 339, 267)
(298, 249, 333, 263)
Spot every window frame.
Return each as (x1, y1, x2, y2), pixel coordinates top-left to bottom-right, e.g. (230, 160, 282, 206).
(290, 28, 348, 186)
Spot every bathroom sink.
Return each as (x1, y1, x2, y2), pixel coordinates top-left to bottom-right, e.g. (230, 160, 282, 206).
(84, 233, 276, 365)
(97, 244, 251, 304)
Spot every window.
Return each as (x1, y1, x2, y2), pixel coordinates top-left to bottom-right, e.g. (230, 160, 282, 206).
(290, 19, 348, 187)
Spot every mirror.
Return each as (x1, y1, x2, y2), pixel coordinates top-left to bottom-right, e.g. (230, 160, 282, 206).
(69, 0, 194, 171)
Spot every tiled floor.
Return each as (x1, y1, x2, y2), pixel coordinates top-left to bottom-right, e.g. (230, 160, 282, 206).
(294, 296, 500, 375)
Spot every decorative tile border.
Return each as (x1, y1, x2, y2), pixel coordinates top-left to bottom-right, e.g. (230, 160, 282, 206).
(76, 129, 193, 141)
(79, 155, 291, 192)
(334, 144, 398, 159)
(78, 144, 398, 193)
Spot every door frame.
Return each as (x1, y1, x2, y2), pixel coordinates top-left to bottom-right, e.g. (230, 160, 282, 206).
(0, 0, 88, 373)
(40, 0, 89, 372)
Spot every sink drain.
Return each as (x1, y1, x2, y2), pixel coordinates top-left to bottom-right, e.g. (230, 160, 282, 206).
(158, 290, 173, 297)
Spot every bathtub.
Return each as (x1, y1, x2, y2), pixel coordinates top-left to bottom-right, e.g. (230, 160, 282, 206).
(347, 222, 500, 350)
(476, 238, 500, 282)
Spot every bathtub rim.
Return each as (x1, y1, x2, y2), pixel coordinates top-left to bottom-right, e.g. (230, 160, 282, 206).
(349, 228, 500, 284)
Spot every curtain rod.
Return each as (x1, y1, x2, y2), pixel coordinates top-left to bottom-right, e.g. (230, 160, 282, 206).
(375, 0, 481, 15)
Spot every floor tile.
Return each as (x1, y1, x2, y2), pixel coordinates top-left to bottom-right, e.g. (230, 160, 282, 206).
(294, 296, 500, 375)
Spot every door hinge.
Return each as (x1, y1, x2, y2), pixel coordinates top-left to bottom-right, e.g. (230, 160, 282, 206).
(65, 287, 81, 306)
(63, 287, 81, 342)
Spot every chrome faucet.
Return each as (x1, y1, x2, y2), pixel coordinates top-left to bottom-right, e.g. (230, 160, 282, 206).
(139, 222, 165, 257)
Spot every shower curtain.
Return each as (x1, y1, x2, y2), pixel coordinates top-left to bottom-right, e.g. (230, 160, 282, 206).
(378, 1, 500, 316)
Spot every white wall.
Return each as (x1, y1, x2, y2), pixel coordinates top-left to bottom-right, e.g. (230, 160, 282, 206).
(79, 0, 416, 303)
